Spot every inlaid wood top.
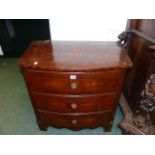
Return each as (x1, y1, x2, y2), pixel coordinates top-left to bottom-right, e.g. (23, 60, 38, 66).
(19, 40, 132, 71)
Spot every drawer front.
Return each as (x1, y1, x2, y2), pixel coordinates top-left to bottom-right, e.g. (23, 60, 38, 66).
(33, 92, 118, 113)
(25, 70, 124, 94)
(37, 110, 112, 130)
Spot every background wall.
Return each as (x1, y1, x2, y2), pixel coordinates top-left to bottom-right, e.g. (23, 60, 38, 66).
(50, 18, 127, 41)
(49, 1, 127, 41)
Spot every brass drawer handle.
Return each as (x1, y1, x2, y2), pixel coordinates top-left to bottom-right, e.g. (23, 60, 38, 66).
(72, 119, 77, 125)
(70, 103, 77, 109)
(70, 82, 78, 89)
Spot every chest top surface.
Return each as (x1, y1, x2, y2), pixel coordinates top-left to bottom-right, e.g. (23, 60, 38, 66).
(19, 40, 132, 72)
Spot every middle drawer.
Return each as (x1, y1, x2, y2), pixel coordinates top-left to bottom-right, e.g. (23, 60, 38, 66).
(32, 92, 119, 113)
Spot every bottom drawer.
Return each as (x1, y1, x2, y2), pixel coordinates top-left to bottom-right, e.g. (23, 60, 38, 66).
(37, 110, 112, 130)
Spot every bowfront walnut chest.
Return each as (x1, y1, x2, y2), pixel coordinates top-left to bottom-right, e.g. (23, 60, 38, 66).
(19, 40, 132, 132)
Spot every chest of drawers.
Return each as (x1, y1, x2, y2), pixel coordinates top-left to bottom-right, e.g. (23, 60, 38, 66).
(19, 40, 132, 132)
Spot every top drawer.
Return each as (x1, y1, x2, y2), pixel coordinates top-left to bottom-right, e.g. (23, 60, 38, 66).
(24, 70, 125, 94)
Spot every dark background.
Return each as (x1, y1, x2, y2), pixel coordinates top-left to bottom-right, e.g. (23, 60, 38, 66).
(0, 19, 51, 57)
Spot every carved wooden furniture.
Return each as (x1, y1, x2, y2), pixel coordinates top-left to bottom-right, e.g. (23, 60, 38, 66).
(118, 19, 155, 134)
(18, 40, 132, 132)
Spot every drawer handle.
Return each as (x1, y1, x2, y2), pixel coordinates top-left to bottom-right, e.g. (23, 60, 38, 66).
(70, 82, 78, 89)
(70, 103, 77, 109)
(72, 119, 77, 125)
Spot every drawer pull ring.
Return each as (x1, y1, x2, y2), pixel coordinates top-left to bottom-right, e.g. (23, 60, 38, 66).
(70, 82, 78, 89)
(70, 103, 77, 109)
(72, 120, 77, 125)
